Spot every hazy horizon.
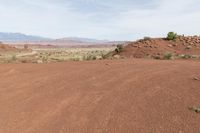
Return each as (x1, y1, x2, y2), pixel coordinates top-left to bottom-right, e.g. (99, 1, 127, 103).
(0, 0, 200, 41)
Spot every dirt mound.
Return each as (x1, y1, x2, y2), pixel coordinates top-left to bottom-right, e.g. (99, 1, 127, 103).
(0, 43, 18, 51)
(119, 36, 200, 59)
(0, 59, 199, 133)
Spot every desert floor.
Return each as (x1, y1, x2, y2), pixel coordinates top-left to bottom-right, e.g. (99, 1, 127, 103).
(0, 59, 200, 133)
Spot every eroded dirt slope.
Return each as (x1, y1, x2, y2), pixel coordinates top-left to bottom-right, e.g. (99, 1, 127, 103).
(119, 36, 200, 58)
(0, 43, 18, 52)
(0, 59, 200, 133)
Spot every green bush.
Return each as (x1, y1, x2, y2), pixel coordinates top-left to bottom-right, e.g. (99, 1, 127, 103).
(143, 36, 151, 41)
(83, 55, 97, 61)
(180, 54, 192, 59)
(115, 44, 123, 53)
(167, 32, 177, 40)
(164, 52, 173, 60)
(11, 55, 17, 61)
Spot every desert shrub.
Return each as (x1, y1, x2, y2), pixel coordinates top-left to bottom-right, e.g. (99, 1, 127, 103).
(164, 52, 173, 60)
(143, 36, 151, 41)
(42, 56, 48, 62)
(101, 53, 107, 59)
(71, 57, 80, 61)
(11, 55, 17, 61)
(167, 32, 177, 40)
(153, 55, 161, 60)
(82, 55, 95, 61)
(180, 54, 192, 59)
(91, 56, 96, 60)
(115, 44, 123, 53)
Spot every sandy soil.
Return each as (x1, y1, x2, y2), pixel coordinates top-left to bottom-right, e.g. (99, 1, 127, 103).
(0, 59, 200, 133)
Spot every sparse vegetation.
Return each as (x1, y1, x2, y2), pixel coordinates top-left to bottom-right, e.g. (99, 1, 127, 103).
(11, 55, 17, 61)
(167, 32, 177, 40)
(0, 47, 115, 64)
(143, 36, 151, 41)
(153, 55, 161, 60)
(163, 52, 173, 60)
(42, 56, 48, 63)
(115, 44, 123, 53)
(83, 55, 97, 61)
(180, 54, 192, 59)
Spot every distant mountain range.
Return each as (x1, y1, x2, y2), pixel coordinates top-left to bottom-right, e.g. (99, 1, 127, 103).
(0, 32, 50, 42)
(0, 32, 126, 46)
(0, 32, 109, 43)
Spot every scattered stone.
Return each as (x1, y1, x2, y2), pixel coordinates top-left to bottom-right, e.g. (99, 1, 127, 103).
(190, 42, 194, 45)
(186, 46, 192, 49)
(193, 77, 200, 81)
(168, 44, 173, 48)
(113, 55, 121, 59)
(189, 106, 200, 113)
(96, 55, 103, 60)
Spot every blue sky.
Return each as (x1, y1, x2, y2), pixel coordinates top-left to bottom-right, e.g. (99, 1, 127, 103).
(0, 0, 200, 41)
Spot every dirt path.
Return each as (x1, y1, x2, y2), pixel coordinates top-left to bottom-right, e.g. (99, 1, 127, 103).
(0, 59, 200, 133)
(16, 51, 37, 57)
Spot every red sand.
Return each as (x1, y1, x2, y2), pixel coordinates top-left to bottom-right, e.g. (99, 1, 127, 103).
(0, 59, 200, 133)
(0, 43, 18, 51)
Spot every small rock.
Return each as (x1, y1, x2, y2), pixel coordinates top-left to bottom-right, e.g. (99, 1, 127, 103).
(193, 77, 200, 81)
(113, 55, 121, 59)
(168, 44, 173, 48)
(189, 106, 200, 113)
(37, 60, 43, 64)
(189, 42, 194, 45)
(186, 46, 192, 49)
(96, 56, 103, 60)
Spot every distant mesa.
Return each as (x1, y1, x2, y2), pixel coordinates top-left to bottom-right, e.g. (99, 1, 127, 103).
(0, 32, 123, 47)
(0, 32, 108, 43)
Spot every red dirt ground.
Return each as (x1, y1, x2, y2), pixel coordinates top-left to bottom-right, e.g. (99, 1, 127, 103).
(0, 59, 200, 133)
(119, 36, 200, 58)
(0, 43, 18, 51)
